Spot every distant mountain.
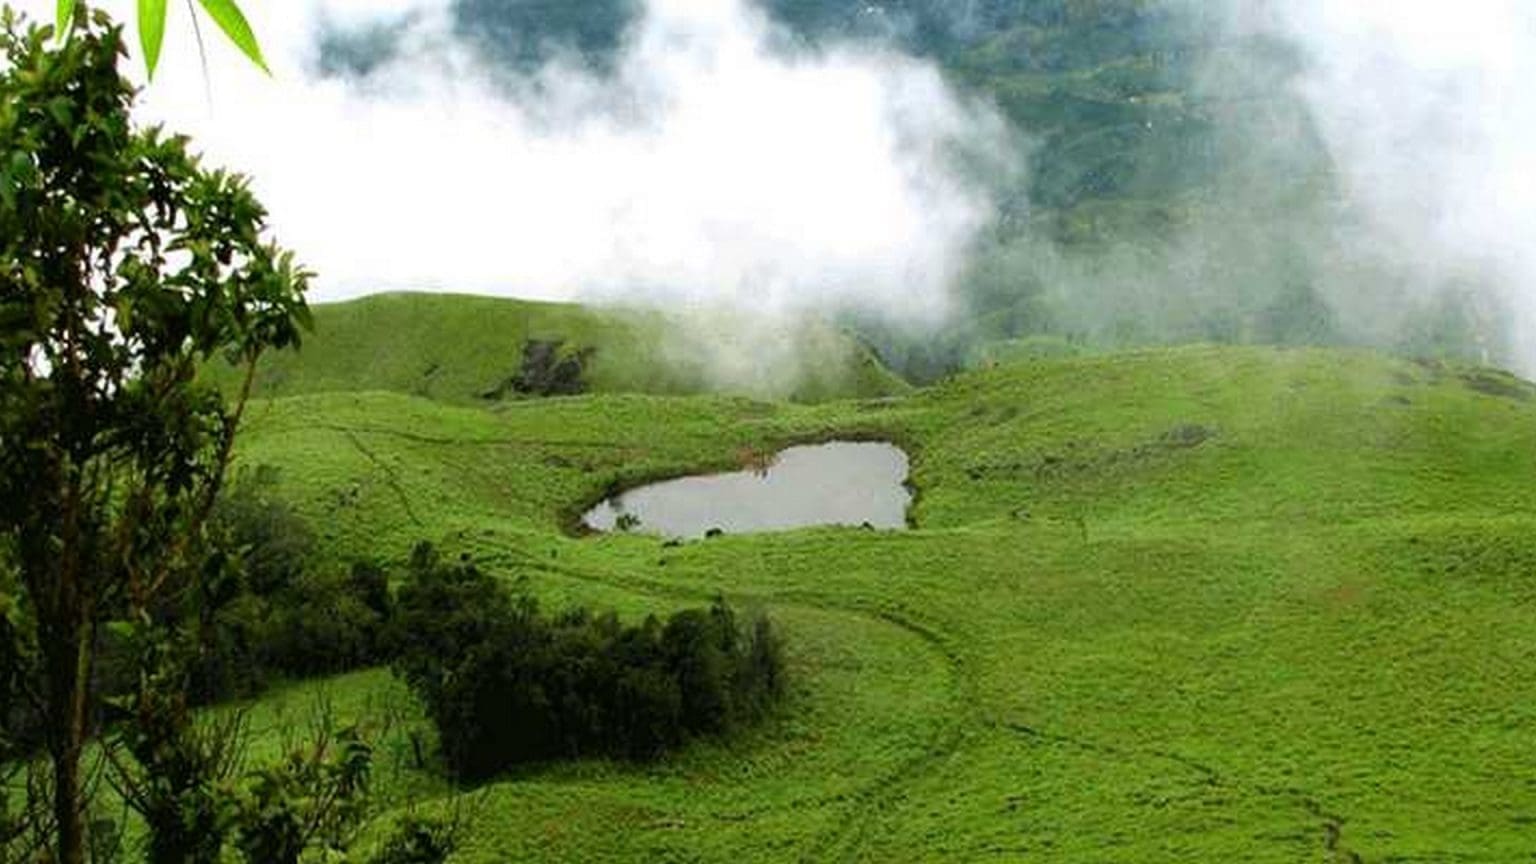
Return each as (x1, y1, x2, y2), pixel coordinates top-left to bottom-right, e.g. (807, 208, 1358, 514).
(316, 1, 1248, 215)
(313, 2, 1504, 380)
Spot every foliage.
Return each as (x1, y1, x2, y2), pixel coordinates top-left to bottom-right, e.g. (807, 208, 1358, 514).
(231, 725, 372, 864)
(478, 338, 593, 400)
(366, 813, 458, 864)
(110, 621, 243, 864)
(192, 469, 394, 694)
(262, 569, 391, 678)
(1256, 280, 1337, 347)
(0, 568, 37, 763)
(113, 628, 446, 864)
(0, 9, 308, 860)
(160, 465, 317, 701)
(392, 544, 787, 778)
(212, 465, 317, 596)
(113, 630, 402, 864)
(56, 0, 267, 79)
(510, 339, 592, 398)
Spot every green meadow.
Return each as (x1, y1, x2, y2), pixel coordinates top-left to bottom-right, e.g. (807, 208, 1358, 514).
(202, 293, 907, 406)
(228, 306, 1536, 862)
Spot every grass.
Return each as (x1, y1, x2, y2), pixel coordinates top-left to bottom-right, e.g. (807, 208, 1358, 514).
(200, 292, 909, 405)
(218, 342, 1536, 861)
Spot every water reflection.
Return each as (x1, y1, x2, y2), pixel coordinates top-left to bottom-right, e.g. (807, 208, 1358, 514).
(583, 442, 910, 539)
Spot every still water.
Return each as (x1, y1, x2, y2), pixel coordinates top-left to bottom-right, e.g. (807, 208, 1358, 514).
(583, 441, 910, 539)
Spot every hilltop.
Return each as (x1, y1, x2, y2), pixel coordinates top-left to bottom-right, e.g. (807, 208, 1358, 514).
(202, 292, 909, 405)
(232, 341, 1536, 862)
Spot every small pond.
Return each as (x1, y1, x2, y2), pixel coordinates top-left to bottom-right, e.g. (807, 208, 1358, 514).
(583, 441, 911, 539)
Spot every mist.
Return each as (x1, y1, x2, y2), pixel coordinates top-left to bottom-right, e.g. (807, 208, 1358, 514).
(951, 0, 1534, 376)
(1272, 0, 1536, 370)
(16, 0, 1011, 332)
(12, 0, 1535, 383)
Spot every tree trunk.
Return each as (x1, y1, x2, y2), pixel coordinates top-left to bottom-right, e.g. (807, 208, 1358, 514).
(44, 622, 90, 864)
(49, 741, 85, 864)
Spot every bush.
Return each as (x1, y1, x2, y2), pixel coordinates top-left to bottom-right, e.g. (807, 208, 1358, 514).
(369, 814, 457, 864)
(262, 571, 388, 677)
(392, 544, 787, 779)
(212, 466, 317, 597)
(188, 470, 395, 698)
(5, 471, 398, 756)
(513, 339, 593, 397)
(478, 339, 594, 400)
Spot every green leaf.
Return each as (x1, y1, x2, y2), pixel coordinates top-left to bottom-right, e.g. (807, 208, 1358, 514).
(195, 0, 269, 74)
(55, 0, 75, 39)
(139, 0, 168, 80)
(45, 96, 71, 128)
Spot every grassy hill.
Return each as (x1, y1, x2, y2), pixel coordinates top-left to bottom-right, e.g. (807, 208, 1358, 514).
(202, 292, 910, 404)
(230, 343, 1536, 862)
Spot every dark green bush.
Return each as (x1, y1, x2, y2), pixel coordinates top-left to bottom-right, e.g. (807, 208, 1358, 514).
(349, 560, 394, 625)
(188, 470, 395, 698)
(262, 571, 387, 678)
(392, 544, 787, 779)
(213, 466, 317, 597)
(369, 814, 457, 864)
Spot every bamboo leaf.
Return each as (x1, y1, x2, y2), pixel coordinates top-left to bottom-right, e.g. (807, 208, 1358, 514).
(55, 0, 75, 39)
(139, 0, 168, 80)
(195, 0, 269, 74)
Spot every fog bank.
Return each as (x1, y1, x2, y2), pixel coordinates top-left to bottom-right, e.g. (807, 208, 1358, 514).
(19, 0, 1012, 329)
(1273, 0, 1536, 369)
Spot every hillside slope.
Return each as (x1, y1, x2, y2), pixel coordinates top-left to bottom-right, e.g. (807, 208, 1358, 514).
(232, 345, 1536, 862)
(202, 292, 909, 404)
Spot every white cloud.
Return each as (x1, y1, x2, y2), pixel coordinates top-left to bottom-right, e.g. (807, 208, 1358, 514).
(1270, 0, 1536, 368)
(17, 0, 1011, 327)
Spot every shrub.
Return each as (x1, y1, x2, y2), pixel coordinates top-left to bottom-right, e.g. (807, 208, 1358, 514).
(478, 339, 594, 400)
(212, 466, 316, 597)
(262, 572, 388, 677)
(369, 814, 457, 864)
(392, 545, 787, 778)
(513, 339, 592, 397)
(157, 470, 396, 700)
(204, 470, 395, 683)
(349, 560, 395, 625)
(231, 726, 373, 864)
(0, 582, 39, 760)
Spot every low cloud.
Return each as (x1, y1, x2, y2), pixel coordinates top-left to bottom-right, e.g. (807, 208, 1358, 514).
(1258, 0, 1536, 368)
(24, 0, 1014, 332)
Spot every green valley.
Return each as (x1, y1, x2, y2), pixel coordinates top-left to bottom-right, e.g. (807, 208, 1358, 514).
(6, 2, 1534, 861)
(231, 335, 1536, 862)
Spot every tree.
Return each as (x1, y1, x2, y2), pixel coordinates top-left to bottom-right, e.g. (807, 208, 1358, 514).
(0, 8, 309, 862)
(392, 545, 788, 776)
